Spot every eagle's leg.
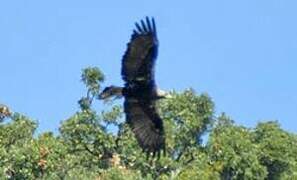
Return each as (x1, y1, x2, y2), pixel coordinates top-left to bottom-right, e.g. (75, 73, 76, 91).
(98, 86, 123, 100)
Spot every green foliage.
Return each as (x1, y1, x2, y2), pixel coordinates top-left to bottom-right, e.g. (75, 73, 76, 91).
(253, 121, 297, 179)
(1, 66, 296, 179)
(79, 67, 105, 110)
(176, 153, 220, 180)
(0, 114, 37, 179)
(160, 89, 214, 154)
(81, 67, 104, 96)
(207, 114, 267, 179)
(98, 167, 142, 180)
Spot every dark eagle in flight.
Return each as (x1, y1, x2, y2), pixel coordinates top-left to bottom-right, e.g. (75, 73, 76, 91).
(99, 17, 168, 155)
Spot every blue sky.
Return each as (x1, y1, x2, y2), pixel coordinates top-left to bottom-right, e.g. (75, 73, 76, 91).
(1, 0, 296, 133)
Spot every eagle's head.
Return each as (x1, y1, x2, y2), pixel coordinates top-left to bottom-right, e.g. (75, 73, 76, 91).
(155, 89, 172, 99)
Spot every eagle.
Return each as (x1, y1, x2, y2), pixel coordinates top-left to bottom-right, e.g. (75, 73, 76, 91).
(99, 17, 169, 155)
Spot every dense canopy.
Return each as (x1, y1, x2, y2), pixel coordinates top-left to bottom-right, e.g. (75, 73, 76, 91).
(1, 67, 297, 179)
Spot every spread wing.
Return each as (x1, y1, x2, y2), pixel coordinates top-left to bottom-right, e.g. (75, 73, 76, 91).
(124, 97, 165, 154)
(121, 17, 158, 87)
(121, 17, 165, 155)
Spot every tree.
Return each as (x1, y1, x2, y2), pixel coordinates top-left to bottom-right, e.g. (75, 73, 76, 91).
(253, 121, 297, 179)
(206, 114, 267, 179)
(0, 66, 296, 179)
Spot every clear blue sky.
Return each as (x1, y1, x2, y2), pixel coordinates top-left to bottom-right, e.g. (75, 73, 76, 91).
(1, 0, 296, 133)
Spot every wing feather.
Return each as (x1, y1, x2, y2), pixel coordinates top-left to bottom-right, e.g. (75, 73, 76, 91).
(120, 17, 165, 155)
(135, 22, 143, 33)
(124, 97, 165, 153)
(121, 17, 158, 86)
(141, 20, 148, 32)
